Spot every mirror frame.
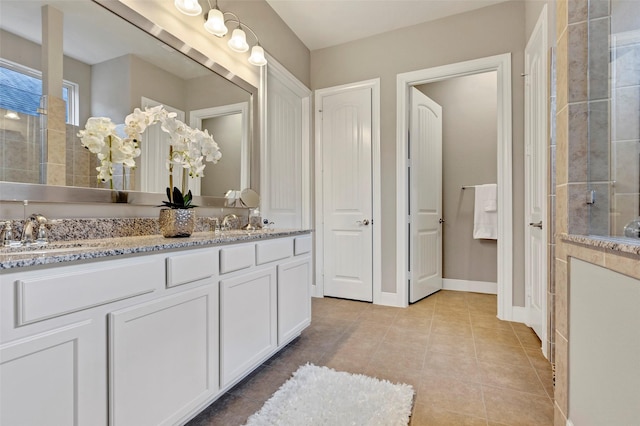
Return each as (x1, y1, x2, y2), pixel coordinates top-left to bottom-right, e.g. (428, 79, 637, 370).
(0, 0, 259, 208)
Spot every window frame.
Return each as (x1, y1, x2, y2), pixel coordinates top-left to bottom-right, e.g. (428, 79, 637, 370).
(0, 57, 79, 125)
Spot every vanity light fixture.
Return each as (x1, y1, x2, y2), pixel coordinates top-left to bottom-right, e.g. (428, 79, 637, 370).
(175, 0, 267, 67)
(203, 7, 227, 36)
(228, 27, 249, 52)
(174, 0, 202, 17)
(4, 110, 20, 120)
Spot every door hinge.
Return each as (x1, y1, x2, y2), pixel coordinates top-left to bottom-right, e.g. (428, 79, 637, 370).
(586, 190, 596, 205)
(407, 271, 412, 280)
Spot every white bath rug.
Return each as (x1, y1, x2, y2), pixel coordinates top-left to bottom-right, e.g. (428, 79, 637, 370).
(243, 364, 414, 426)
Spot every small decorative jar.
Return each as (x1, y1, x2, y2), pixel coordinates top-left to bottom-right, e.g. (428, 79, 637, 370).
(159, 208, 196, 238)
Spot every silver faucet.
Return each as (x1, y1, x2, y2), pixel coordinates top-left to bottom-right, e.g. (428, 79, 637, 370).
(21, 214, 48, 246)
(1, 221, 18, 247)
(221, 213, 238, 230)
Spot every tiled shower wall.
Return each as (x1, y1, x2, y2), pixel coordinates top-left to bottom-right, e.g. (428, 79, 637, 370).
(554, 1, 640, 425)
(587, 1, 612, 235)
(554, 0, 598, 422)
(0, 109, 41, 184)
(65, 123, 96, 188)
(547, 48, 557, 364)
(0, 113, 118, 190)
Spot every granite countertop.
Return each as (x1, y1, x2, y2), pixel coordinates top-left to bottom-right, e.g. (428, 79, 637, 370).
(562, 234, 640, 256)
(0, 229, 311, 270)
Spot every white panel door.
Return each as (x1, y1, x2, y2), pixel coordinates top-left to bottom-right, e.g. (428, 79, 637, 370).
(109, 285, 218, 426)
(525, 9, 548, 347)
(409, 88, 443, 303)
(321, 87, 373, 302)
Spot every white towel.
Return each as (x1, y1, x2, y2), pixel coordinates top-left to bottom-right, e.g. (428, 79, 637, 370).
(473, 184, 498, 240)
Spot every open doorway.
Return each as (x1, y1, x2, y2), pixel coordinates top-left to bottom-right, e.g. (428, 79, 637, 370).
(396, 54, 515, 320)
(418, 71, 499, 292)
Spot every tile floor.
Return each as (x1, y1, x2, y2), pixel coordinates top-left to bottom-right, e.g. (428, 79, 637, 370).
(188, 290, 554, 425)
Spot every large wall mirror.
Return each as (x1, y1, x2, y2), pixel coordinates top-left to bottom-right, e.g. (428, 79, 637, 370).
(0, 0, 258, 206)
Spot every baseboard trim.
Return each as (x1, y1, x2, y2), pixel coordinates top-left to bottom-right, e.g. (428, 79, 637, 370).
(511, 306, 528, 324)
(311, 285, 323, 298)
(377, 291, 403, 307)
(442, 279, 497, 294)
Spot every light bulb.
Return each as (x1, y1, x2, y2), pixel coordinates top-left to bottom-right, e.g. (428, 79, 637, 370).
(248, 45, 267, 66)
(4, 110, 20, 120)
(174, 0, 202, 16)
(204, 8, 227, 36)
(228, 28, 249, 52)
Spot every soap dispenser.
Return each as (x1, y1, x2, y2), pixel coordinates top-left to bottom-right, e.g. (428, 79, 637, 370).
(250, 207, 262, 229)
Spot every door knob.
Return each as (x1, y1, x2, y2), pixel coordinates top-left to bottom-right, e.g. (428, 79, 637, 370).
(529, 221, 543, 229)
(357, 219, 370, 226)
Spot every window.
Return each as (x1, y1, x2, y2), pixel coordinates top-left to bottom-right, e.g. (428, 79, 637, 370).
(0, 58, 79, 125)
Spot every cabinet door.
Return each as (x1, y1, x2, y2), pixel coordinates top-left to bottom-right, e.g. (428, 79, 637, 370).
(220, 267, 277, 387)
(278, 256, 312, 345)
(109, 285, 218, 426)
(1, 320, 104, 426)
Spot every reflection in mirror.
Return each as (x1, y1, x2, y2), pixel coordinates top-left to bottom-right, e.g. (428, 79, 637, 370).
(240, 187, 260, 230)
(587, 0, 640, 236)
(240, 188, 260, 209)
(190, 102, 249, 198)
(610, 1, 640, 236)
(0, 0, 257, 204)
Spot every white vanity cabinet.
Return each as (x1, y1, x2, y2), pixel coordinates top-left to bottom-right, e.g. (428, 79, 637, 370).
(109, 284, 219, 426)
(0, 232, 312, 426)
(0, 255, 165, 426)
(0, 319, 103, 426)
(220, 266, 278, 387)
(277, 255, 312, 344)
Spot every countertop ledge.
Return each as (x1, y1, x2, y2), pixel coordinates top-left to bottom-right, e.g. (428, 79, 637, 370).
(0, 229, 312, 270)
(561, 234, 640, 256)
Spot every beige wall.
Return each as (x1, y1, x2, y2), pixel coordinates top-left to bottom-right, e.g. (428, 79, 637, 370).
(311, 0, 527, 301)
(417, 72, 498, 284)
(525, 0, 556, 42)
(201, 114, 243, 197)
(185, 73, 250, 113)
(91, 55, 133, 120)
(91, 54, 188, 120)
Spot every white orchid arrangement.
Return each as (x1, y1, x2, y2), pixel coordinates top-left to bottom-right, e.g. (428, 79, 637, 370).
(78, 105, 222, 205)
(77, 117, 140, 186)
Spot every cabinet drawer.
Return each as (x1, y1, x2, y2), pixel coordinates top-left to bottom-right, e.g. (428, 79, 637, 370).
(219, 244, 254, 274)
(166, 249, 217, 288)
(294, 236, 312, 255)
(16, 257, 161, 326)
(256, 239, 293, 265)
